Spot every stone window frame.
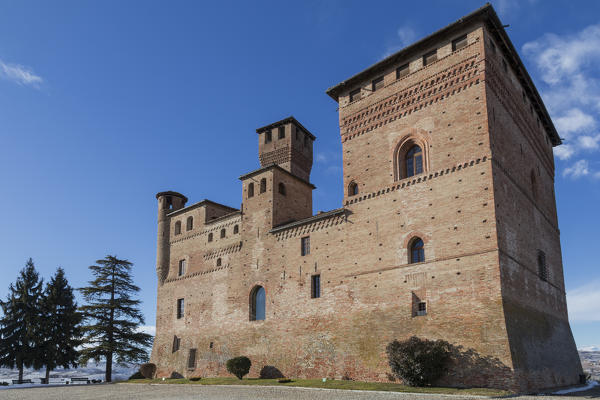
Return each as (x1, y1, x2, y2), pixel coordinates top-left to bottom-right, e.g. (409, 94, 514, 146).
(348, 181, 359, 197)
(408, 237, 425, 264)
(392, 132, 430, 182)
(249, 285, 266, 321)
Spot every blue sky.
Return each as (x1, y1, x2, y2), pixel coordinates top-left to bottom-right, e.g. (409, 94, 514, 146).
(1, 0, 598, 349)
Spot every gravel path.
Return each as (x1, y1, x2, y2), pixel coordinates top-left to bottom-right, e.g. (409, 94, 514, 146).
(1, 383, 599, 400)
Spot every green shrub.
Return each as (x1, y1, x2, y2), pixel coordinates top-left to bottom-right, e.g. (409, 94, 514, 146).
(128, 371, 145, 380)
(189, 377, 202, 381)
(139, 363, 156, 379)
(0, 382, 8, 386)
(226, 356, 252, 380)
(386, 336, 451, 387)
(169, 371, 184, 379)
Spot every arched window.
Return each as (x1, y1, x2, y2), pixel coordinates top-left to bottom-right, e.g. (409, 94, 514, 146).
(248, 182, 254, 198)
(233, 224, 239, 234)
(208, 233, 213, 242)
(405, 145, 423, 178)
(220, 228, 226, 238)
(216, 257, 222, 267)
(260, 178, 267, 194)
(174, 221, 182, 235)
(186, 216, 193, 231)
(250, 286, 266, 321)
(278, 182, 286, 196)
(409, 237, 425, 264)
(537, 250, 547, 281)
(348, 181, 359, 197)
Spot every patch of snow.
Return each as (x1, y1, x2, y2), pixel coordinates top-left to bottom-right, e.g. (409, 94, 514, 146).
(553, 380, 599, 394)
(579, 345, 600, 352)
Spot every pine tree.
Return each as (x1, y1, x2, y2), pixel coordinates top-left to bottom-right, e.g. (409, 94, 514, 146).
(40, 267, 82, 383)
(0, 258, 44, 383)
(78, 255, 152, 382)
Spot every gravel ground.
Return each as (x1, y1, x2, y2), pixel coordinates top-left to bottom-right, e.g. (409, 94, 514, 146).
(0, 383, 599, 400)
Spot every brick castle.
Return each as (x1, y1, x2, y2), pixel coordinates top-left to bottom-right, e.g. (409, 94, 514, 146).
(150, 4, 582, 391)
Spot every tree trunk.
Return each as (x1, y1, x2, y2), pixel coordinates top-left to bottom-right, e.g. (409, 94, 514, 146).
(18, 362, 23, 384)
(45, 367, 51, 384)
(106, 352, 112, 383)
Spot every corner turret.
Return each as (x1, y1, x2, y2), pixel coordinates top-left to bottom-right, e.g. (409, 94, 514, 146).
(155, 191, 187, 285)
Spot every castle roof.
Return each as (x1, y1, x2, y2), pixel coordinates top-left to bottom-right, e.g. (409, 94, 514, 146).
(270, 207, 347, 233)
(156, 191, 188, 203)
(325, 3, 561, 146)
(238, 164, 316, 189)
(167, 199, 238, 217)
(255, 116, 316, 140)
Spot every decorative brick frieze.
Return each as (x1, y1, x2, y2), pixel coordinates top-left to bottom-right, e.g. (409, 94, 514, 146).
(203, 241, 243, 260)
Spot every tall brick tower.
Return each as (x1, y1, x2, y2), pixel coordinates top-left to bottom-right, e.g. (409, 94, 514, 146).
(150, 4, 581, 392)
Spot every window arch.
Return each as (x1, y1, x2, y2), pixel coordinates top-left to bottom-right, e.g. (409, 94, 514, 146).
(409, 237, 425, 264)
(248, 182, 254, 198)
(233, 224, 239, 234)
(186, 216, 193, 231)
(250, 286, 266, 321)
(260, 178, 267, 194)
(220, 228, 226, 238)
(216, 257, 222, 267)
(208, 233, 213, 242)
(395, 138, 427, 180)
(278, 182, 286, 196)
(174, 221, 182, 235)
(348, 181, 359, 197)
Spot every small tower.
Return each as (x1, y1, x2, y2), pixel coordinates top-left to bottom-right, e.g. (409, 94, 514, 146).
(256, 116, 315, 182)
(155, 191, 187, 285)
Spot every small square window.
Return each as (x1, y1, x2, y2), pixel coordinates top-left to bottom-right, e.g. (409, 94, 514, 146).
(301, 236, 310, 256)
(396, 64, 409, 79)
(178, 259, 186, 276)
(278, 126, 285, 139)
(176, 298, 185, 319)
(452, 35, 468, 51)
(349, 88, 361, 102)
(423, 50, 437, 66)
(311, 275, 321, 298)
(372, 76, 384, 92)
(265, 131, 272, 144)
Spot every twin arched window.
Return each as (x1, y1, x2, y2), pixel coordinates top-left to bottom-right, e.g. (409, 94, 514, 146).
(250, 286, 265, 321)
(409, 237, 425, 264)
(186, 216, 193, 231)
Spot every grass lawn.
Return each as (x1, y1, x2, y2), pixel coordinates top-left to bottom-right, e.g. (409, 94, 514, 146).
(123, 377, 510, 397)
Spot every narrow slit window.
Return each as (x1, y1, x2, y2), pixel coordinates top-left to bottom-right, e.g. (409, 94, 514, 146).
(178, 259, 186, 276)
(538, 251, 548, 281)
(278, 182, 286, 196)
(248, 182, 254, 198)
(216, 257, 222, 267)
(174, 221, 182, 235)
(311, 275, 321, 298)
(172, 335, 180, 352)
(186, 216, 193, 231)
(187, 349, 197, 369)
(260, 178, 267, 194)
(176, 298, 184, 319)
(233, 224, 239, 234)
(208, 233, 213, 242)
(220, 228, 226, 238)
(301, 236, 310, 256)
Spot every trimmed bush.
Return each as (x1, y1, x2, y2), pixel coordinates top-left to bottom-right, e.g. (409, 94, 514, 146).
(189, 377, 202, 381)
(259, 365, 284, 379)
(386, 336, 451, 386)
(169, 371, 184, 379)
(226, 356, 252, 380)
(140, 363, 156, 379)
(128, 371, 145, 380)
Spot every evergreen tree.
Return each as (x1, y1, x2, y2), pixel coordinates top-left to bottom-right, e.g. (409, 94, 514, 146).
(0, 258, 44, 383)
(40, 267, 82, 383)
(79, 255, 152, 382)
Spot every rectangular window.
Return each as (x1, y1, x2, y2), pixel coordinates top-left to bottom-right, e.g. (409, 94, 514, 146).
(172, 335, 180, 353)
(265, 131, 272, 144)
(187, 348, 197, 369)
(396, 63, 409, 79)
(452, 35, 468, 51)
(301, 236, 310, 256)
(278, 126, 285, 139)
(176, 298, 184, 319)
(423, 50, 437, 66)
(538, 251, 548, 281)
(311, 275, 321, 298)
(417, 302, 427, 316)
(178, 259, 186, 276)
(349, 88, 361, 102)
(372, 76, 384, 92)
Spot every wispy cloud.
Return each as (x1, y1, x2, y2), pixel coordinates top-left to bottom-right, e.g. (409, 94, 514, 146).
(568, 281, 600, 322)
(493, 0, 538, 18)
(523, 23, 600, 177)
(136, 325, 156, 336)
(382, 25, 417, 59)
(0, 59, 43, 88)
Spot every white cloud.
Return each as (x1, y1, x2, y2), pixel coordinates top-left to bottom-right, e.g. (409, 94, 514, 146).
(523, 24, 600, 164)
(562, 159, 590, 178)
(315, 153, 328, 163)
(0, 59, 43, 87)
(493, 0, 538, 18)
(382, 25, 417, 59)
(136, 325, 156, 336)
(568, 281, 600, 322)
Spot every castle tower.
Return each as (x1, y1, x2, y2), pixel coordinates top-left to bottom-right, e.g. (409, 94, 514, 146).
(155, 191, 187, 285)
(256, 116, 315, 182)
